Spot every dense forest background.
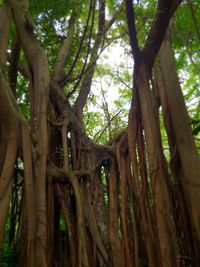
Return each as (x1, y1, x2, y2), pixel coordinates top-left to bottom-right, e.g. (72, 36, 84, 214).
(0, 0, 200, 266)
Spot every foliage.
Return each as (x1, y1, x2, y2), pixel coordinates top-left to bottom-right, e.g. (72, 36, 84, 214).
(1, 0, 200, 266)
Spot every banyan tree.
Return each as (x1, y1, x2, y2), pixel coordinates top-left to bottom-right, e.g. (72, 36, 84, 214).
(0, 0, 200, 266)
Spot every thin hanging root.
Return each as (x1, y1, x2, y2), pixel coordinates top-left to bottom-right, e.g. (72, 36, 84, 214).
(83, 189, 108, 264)
(21, 124, 36, 267)
(55, 184, 76, 267)
(61, 124, 69, 171)
(116, 141, 132, 267)
(69, 174, 89, 267)
(108, 162, 122, 267)
(0, 138, 18, 259)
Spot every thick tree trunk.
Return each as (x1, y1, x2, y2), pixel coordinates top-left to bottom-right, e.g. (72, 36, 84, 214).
(0, 4, 13, 253)
(21, 125, 36, 267)
(108, 162, 122, 267)
(0, 65, 20, 259)
(132, 63, 177, 267)
(10, 1, 50, 266)
(1, 1, 198, 267)
(157, 32, 200, 260)
(0, 2, 11, 64)
(155, 63, 196, 264)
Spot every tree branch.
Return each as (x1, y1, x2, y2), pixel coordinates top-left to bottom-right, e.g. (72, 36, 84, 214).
(105, 3, 124, 33)
(17, 62, 31, 80)
(64, 2, 124, 103)
(59, 0, 94, 86)
(73, 0, 106, 121)
(99, 0, 105, 34)
(64, 1, 97, 95)
(10, 0, 50, 123)
(54, 14, 76, 81)
(8, 37, 21, 95)
(142, 0, 174, 70)
(185, 33, 200, 75)
(48, 162, 91, 183)
(171, 0, 183, 15)
(94, 111, 121, 142)
(187, 0, 200, 42)
(49, 80, 115, 157)
(0, 2, 11, 64)
(125, 0, 140, 63)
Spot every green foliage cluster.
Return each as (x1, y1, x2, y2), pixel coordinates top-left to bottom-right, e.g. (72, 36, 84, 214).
(7, 1, 200, 144)
(173, 2, 200, 115)
(1, 219, 19, 267)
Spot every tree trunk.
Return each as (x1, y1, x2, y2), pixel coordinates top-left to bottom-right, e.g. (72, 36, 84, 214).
(132, 63, 177, 267)
(157, 31, 200, 261)
(0, 65, 20, 259)
(1, 1, 199, 267)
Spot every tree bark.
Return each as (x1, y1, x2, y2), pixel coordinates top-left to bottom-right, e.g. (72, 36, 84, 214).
(133, 63, 177, 267)
(0, 66, 20, 259)
(11, 0, 50, 266)
(158, 31, 200, 259)
(0, 2, 11, 64)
